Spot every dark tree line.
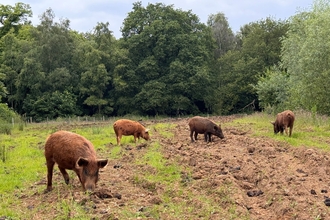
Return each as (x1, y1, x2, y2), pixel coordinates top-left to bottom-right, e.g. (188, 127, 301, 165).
(3, 1, 323, 121)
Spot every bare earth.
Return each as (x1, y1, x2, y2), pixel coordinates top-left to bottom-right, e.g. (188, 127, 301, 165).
(14, 116, 330, 219)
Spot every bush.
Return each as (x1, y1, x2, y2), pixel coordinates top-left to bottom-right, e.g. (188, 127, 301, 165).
(0, 103, 22, 134)
(254, 67, 290, 110)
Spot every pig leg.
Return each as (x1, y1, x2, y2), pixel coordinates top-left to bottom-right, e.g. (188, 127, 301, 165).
(207, 134, 212, 142)
(284, 126, 288, 135)
(116, 135, 122, 145)
(289, 126, 293, 137)
(58, 166, 70, 185)
(190, 130, 195, 142)
(133, 134, 138, 145)
(194, 132, 198, 141)
(204, 133, 208, 142)
(46, 160, 55, 191)
(204, 133, 212, 142)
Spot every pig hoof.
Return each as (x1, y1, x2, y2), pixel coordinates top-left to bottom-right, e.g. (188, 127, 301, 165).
(65, 179, 69, 185)
(44, 187, 53, 193)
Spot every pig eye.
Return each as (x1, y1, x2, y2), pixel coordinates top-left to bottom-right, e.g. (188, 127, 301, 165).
(84, 169, 89, 175)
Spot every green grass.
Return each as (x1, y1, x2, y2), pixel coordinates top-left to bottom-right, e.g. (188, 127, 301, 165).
(1, 112, 330, 219)
(0, 127, 47, 217)
(136, 142, 181, 184)
(154, 123, 176, 138)
(226, 110, 330, 151)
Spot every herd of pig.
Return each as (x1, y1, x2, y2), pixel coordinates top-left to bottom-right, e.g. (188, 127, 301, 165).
(43, 110, 295, 192)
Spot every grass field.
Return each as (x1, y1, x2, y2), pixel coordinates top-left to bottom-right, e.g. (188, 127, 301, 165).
(1, 111, 329, 219)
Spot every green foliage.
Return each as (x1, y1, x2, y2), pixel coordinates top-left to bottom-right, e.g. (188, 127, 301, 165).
(119, 2, 216, 115)
(207, 12, 236, 58)
(0, 3, 32, 38)
(22, 91, 80, 122)
(0, 103, 21, 134)
(0, 72, 7, 99)
(217, 17, 289, 114)
(281, 0, 330, 115)
(254, 67, 290, 110)
(2, 1, 330, 120)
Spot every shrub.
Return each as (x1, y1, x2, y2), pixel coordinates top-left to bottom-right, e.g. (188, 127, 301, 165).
(0, 103, 22, 134)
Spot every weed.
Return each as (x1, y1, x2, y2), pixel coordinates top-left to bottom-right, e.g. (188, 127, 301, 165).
(0, 145, 6, 162)
(0, 123, 11, 135)
(92, 126, 102, 134)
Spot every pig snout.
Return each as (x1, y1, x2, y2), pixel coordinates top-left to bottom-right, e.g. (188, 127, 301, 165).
(84, 182, 96, 192)
(217, 130, 225, 139)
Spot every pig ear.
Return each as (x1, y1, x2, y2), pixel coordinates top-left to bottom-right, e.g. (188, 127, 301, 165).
(97, 159, 108, 168)
(76, 157, 89, 168)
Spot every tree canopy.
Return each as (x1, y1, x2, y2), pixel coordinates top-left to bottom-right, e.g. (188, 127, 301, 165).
(0, 1, 327, 121)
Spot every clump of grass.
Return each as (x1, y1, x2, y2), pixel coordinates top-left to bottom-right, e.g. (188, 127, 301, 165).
(109, 145, 122, 159)
(0, 123, 11, 135)
(91, 126, 102, 134)
(0, 145, 6, 162)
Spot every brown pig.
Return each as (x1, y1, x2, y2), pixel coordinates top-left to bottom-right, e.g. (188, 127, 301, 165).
(188, 116, 225, 142)
(113, 119, 150, 145)
(271, 110, 295, 137)
(44, 130, 108, 192)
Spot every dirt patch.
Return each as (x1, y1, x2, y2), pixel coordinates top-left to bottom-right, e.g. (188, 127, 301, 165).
(12, 116, 330, 219)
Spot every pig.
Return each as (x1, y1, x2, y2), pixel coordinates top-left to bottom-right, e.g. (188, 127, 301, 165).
(113, 119, 150, 145)
(271, 110, 295, 137)
(44, 130, 108, 192)
(188, 116, 225, 142)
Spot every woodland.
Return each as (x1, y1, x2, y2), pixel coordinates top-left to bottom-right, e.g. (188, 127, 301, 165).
(0, 0, 330, 122)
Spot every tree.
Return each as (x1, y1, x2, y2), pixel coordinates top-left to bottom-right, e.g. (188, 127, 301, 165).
(80, 62, 111, 115)
(0, 25, 34, 108)
(32, 8, 74, 73)
(119, 2, 216, 115)
(0, 3, 32, 38)
(0, 72, 7, 100)
(254, 67, 290, 112)
(16, 58, 45, 114)
(207, 12, 236, 58)
(281, 0, 330, 114)
(216, 17, 289, 114)
(77, 22, 115, 115)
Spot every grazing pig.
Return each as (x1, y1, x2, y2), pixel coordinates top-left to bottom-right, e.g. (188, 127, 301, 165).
(188, 116, 225, 142)
(113, 119, 150, 145)
(44, 130, 108, 192)
(271, 110, 295, 137)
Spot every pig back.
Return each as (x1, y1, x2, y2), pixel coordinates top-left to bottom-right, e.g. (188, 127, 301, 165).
(189, 116, 214, 133)
(45, 131, 97, 169)
(113, 119, 146, 135)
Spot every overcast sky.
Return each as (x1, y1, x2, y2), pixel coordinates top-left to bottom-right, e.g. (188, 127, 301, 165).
(2, 0, 313, 39)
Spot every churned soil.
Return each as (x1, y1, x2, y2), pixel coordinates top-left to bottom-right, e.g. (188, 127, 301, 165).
(12, 116, 330, 219)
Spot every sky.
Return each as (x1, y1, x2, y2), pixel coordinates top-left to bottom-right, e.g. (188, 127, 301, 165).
(2, 0, 314, 39)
